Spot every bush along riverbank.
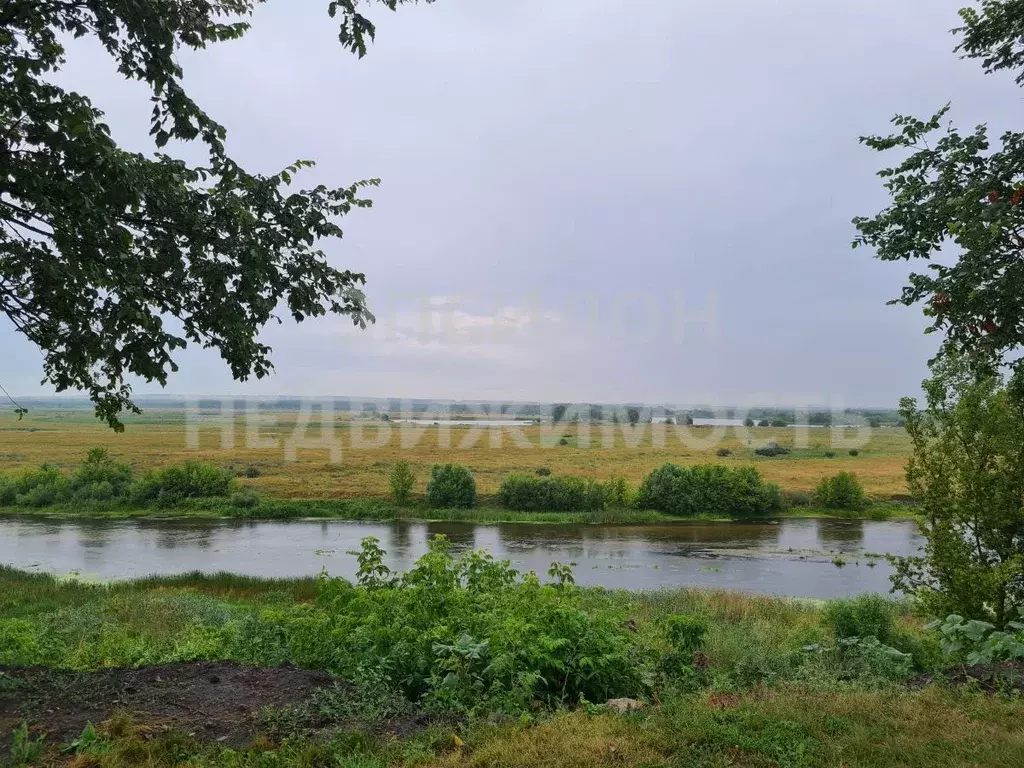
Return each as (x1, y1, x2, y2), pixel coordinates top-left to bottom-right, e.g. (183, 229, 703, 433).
(0, 449, 916, 522)
(2, 540, 1024, 767)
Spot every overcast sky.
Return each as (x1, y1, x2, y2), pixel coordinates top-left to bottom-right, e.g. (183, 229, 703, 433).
(4, 0, 1018, 408)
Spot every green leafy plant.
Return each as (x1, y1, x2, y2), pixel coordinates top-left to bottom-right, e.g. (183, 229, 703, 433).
(928, 610, 1024, 665)
(9, 722, 45, 765)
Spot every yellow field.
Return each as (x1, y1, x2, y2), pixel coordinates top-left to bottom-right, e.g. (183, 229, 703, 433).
(0, 410, 913, 499)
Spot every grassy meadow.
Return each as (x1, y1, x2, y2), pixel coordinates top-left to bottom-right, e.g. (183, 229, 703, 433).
(0, 408, 913, 504)
(2, 555, 1022, 768)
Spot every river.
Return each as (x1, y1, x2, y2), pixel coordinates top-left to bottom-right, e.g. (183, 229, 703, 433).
(0, 517, 921, 599)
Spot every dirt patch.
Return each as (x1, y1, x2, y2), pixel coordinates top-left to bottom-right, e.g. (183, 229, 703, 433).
(909, 661, 1024, 693)
(0, 660, 340, 748)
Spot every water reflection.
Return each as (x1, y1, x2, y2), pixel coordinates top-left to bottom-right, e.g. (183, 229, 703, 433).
(0, 517, 923, 599)
(817, 520, 865, 549)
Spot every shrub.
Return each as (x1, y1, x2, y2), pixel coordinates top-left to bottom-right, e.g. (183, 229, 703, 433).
(313, 536, 643, 709)
(68, 448, 133, 502)
(132, 461, 235, 506)
(426, 464, 476, 508)
(823, 594, 894, 643)
(603, 477, 635, 509)
(824, 451, 836, 458)
(782, 490, 812, 508)
(815, 472, 868, 510)
(848, 449, 860, 457)
(535, 467, 552, 476)
(716, 448, 732, 457)
(0, 464, 67, 507)
(757, 419, 770, 427)
(558, 438, 569, 446)
(497, 474, 605, 512)
(754, 442, 790, 457)
(388, 460, 416, 505)
(243, 465, 262, 478)
(229, 487, 262, 510)
(636, 463, 782, 518)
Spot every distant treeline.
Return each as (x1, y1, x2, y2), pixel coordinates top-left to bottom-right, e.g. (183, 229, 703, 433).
(8, 397, 904, 426)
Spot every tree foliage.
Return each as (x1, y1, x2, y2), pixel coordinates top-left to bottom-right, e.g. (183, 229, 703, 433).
(854, 1, 1024, 369)
(0, 0, 429, 429)
(892, 356, 1024, 627)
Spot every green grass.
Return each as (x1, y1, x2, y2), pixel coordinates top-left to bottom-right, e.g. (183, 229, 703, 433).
(2, 561, 1017, 768)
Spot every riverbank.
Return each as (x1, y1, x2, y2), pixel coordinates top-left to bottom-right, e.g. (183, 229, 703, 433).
(1, 564, 1020, 767)
(0, 497, 917, 524)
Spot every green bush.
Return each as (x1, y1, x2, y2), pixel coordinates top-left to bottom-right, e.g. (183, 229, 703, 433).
(388, 460, 416, 505)
(426, 464, 476, 508)
(132, 461, 235, 506)
(603, 477, 635, 509)
(782, 490, 812, 508)
(636, 463, 782, 518)
(716, 448, 732, 457)
(535, 467, 552, 476)
(822, 594, 894, 643)
(497, 474, 605, 512)
(229, 487, 262, 510)
(814, 472, 868, 510)
(754, 442, 790, 457)
(68, 448, 133, 501)
(0, 464, 66, 507)
(311, 537, 643, 711)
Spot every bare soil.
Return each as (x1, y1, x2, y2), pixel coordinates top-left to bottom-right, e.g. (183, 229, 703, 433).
(0, 660, 340, 748)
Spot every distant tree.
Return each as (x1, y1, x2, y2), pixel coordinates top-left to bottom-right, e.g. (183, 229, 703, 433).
(551, 404, 569, 423)
(855, 0, 1024, 371)
(684, 414, 695, 426)
(770, 418, 788, 428)
(757, 419, 771, 428)
(0, 0, 431, 429)
(868, 416, 883, 429)
(891, 356, 1024, 627)
(808, 412, 833, 427)
(626, 407, 641, 425)
(388, 460, 416, 505)
(743, 417, 755, 428)
(663, 416, 674, 426)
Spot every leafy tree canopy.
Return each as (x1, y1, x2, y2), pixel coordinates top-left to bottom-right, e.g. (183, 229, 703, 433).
(1, 0, 429, 429)
(892, 355, 1024, 627)
(854, 0, 1024, 370)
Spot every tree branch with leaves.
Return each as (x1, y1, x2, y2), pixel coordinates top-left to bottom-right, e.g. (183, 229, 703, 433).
(0, 0, 431, 429)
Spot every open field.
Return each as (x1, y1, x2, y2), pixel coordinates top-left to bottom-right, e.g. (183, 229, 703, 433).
(0, 409, 913, 501)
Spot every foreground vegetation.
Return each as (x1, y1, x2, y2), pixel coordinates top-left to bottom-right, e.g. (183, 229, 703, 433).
(2, 542, 1023, 767)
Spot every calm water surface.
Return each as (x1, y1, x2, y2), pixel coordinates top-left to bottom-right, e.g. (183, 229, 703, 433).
(0, 518, 921, 599)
